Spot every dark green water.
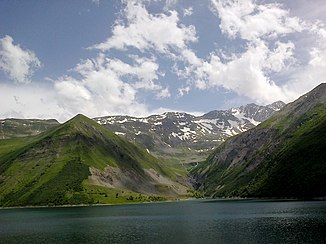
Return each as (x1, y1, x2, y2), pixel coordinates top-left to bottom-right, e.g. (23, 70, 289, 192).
(0, 199, 326, 243)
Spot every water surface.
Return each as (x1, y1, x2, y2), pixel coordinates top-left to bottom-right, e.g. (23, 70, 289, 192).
(1, 199, 326, 243)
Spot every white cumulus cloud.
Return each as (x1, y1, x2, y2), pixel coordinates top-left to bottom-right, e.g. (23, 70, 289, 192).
(53, 52, 169, 119)
(192, 40, 296, 103)
(2, 1, 326, 121)
(211, 0, 303, 40)
(90, 1, 197, 55)
(0, 35, 41, 84)
(171, 0, 322, 104)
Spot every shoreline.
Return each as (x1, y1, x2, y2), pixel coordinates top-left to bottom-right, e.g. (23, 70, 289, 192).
(0, 197, 197, 210)
(1, 196, 326, 210)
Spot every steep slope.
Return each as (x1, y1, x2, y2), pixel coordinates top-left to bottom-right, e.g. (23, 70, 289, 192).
(0, 118, 59, 139)
(94, 102, 284, 164)
(0, 114, 189, 207)
(192, 83, 326, 198)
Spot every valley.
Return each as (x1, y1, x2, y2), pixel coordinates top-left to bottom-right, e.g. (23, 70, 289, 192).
(0, 85, 325, 207)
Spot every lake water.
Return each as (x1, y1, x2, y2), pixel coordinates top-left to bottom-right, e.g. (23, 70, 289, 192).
(0, 199, 326, 243)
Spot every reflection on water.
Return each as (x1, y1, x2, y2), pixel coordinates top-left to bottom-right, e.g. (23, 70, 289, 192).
(0, 199, 326, 243)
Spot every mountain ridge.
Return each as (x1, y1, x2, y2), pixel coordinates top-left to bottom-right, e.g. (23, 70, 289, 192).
(0, 102, 284, 167)
(94, 101, 285, 163)
(0, 114, 189, 207)
(192, 83, 326, 198)
(0, 118, 59, 139)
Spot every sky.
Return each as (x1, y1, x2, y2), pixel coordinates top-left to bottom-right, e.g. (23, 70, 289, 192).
(1, 0, 326, 122)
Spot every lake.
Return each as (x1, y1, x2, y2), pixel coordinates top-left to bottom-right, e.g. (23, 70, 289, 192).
(0, 199, 326, 243)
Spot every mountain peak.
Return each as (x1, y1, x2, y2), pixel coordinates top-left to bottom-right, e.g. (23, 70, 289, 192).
(296, 83, 326, 103)
(0, 113, 189, 207)
(264, 101, 285, 112)
(65, 114, 99, 129)
(315, 82, 326, 89)
(192, 83, 326, 198)
(74, 113, 87, 118)
(306, 83, 326, 101)
(278, 83, 326, 121)
(69, 114, 92, 122)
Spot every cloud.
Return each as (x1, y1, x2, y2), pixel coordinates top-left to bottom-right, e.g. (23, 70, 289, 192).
(0, 83, 65, 120)
(106, 55, 161, 90)
(90, 1, 197, 54)
(155, 87, 171, 99)
(2, 1, 326, 122)
(183, 7, 193, 17)
(53, 52, 170, 119)
(0, 35, 41, 83)
(211, 0, 303, 40)
(285, 0, 326, 23)
(178, 86, 190, 96)
(285, 21, 326, 94)
(55, 78, 92, 104)
(86, 0, 325, 108)
(192, 40, 296, 103)
(170, 0, 325, 104)
(1, 2, 186, 121)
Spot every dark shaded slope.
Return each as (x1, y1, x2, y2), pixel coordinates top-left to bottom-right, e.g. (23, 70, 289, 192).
(192, 83, 326, 198)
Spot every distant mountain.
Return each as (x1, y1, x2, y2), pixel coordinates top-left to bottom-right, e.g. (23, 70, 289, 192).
(0, 114, 189, 207)
(0, 118, 59, 139)
(192, 84, 326, 198)
(94, 101, 285, 163)
(0, 102, 284, 178)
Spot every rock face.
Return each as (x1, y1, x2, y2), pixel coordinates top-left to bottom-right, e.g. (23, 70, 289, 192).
(94, 102, 284, 162)
(192, 83, 326, 198)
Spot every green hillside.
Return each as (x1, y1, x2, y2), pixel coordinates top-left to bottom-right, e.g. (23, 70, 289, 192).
(0, 114, 189, 207)
(0, 118, 59, 139)
(192, 83, 326, 198)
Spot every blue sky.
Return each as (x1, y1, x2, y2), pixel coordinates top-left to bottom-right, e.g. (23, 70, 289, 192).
(1, 0, 326, 122)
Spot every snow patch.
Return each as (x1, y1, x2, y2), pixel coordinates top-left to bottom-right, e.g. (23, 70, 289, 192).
(116, 118, 128, 124)
(180, 127, 191, 133)
(232, 110, 260, 126)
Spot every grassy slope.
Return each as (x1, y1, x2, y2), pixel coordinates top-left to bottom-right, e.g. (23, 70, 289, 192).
(0, 114, 184, 207)
(240, 104, 326, 197)
(0, 118, 59, 139)
(194, 103, 326, 198)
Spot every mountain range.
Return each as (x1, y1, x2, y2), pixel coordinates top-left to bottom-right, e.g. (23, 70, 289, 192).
(192, 83, 326, 198)
(1, 83, 325, 207)
(94, 101, 284, 163)
(0, 102, 284, 166)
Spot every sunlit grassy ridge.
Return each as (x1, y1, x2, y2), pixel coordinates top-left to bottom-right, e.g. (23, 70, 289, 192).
(0, 114, 188, 207)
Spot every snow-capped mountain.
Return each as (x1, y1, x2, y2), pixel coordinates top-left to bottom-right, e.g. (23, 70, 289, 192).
(94, 101, 285, 161)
